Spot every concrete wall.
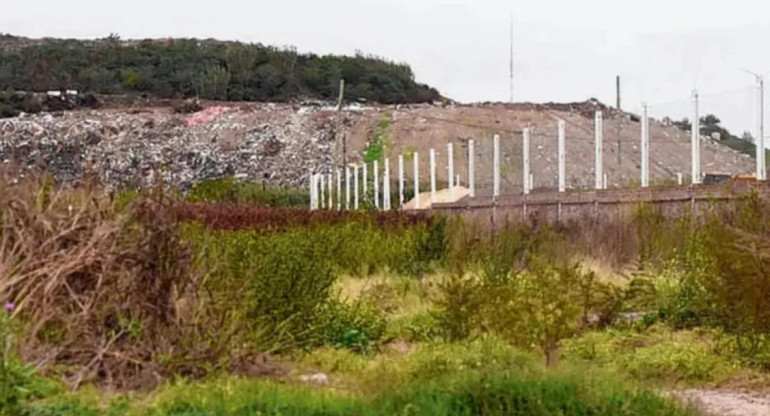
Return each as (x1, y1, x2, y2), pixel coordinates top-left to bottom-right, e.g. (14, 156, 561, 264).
(432, 182, 770, 225)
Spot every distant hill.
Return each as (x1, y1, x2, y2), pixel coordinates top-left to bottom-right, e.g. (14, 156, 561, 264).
(0, 34, 440, 104)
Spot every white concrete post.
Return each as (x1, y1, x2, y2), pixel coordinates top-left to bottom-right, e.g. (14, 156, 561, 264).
(677, 172, 683, 186)
(413, 152, 420, 209)
(529, 173, 534, 191)
(327, 173, 333, 209)
(641, 103, 650, 188)
(523, 128, 531, 195)
(384, 158, 391, 210)
(692, 91, 701, 184)
(319, 174, 325, 209)
(468, 139, 475, 197)
(374, 160, 380, 209)
(595, 112, 603, 190)
(456, 175, 460, 187)
(336, 169, 342, 211)
(361, 162, 368, 202)
(345, 167, 351, 210)
(493, 134, 500, 197)
(430, 149, 437, 203)
(447, 143, 455, 201)
(354, 165, 359, 210)
(603, 173, 608, 190)
(398, 155, 405, 207)
(309, 172, 315, 210)
(757, 77, 766, 180)
(558, 120, 566, 193)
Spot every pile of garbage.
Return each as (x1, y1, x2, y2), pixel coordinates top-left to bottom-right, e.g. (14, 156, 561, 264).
(0, 104, 339, 190)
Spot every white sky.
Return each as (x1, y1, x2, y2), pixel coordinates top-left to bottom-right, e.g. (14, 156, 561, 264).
(3, 0, 770, 140)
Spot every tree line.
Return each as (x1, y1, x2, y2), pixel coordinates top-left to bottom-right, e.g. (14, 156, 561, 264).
(666, 113, 769, 161)
(0, 34, 440, 104)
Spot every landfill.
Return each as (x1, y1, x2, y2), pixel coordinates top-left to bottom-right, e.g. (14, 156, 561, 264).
(0, 103, 342, 190)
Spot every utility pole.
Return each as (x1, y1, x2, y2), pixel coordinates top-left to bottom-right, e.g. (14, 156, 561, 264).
(309, 172, 316, 210)
(523, 128, 531, 195)
(595, 112, 603, 190)
(345, 167, 351, 210)
(430, 149, 437, 203)
(374, 160, 379, 209)
(493, 134, 500, 197)
(468, 140, 475, 197)
(558, 120, 566, 193)
(509, 13, 514, 103)
(336, 169, 342, 210)
(398, 154, 404, 207)
(413, 152, 420, 209)
(362, 162, 368, 201)
(761, 76, 766, 180)
(354, 165, 359, 210)
(691, 90, 701, 184)
(616, 76, 622, 170)
(742, 69, 766, 180)
(641, 103, 650, 188)
(384, 159, 391, 210)
(447, 143, 455, 201)
(338, 79, 346, 169)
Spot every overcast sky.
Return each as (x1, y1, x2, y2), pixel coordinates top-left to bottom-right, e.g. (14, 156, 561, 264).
(3, 0, 770, 140)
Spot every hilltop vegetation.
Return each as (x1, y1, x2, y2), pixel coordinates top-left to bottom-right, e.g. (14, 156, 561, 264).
(670, 113, 770, 162)
(0, 34, 440, 104)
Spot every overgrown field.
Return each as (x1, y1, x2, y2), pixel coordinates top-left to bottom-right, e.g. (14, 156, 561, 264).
(2, 176, 770, 415)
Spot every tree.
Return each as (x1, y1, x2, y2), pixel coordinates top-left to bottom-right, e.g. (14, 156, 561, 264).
(0, 36, 439, 104)
(701, 114, 721, 127)
(197, 65, 230, 100)
(742, 131, 755, 143)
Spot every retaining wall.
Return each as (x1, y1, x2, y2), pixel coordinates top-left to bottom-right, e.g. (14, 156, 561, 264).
(431, 182, 770, 225)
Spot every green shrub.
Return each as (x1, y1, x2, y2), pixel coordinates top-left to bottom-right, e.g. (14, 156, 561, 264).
(192, 226, 338, 350)
(620, 341, 731, 383)
(317, 300, 387, 354)
(0, 312, 59, 415)
(698, 199, 770, 352)
(437, 251, 619, 364)
(405, 337, 537, 380)
(563, 328, 737, 385)
(187, 178, 309, 208)
(393, 311, 445, 343)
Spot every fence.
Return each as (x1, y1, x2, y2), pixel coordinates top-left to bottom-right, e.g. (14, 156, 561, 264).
(308, 84, 767, 212)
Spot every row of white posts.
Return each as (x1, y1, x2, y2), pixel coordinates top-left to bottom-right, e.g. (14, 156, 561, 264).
(310, 93, 767, 210)
(309, 156, 411, 210)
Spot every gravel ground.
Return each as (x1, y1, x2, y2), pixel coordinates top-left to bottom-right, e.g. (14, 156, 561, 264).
(676, 389, 770, 416)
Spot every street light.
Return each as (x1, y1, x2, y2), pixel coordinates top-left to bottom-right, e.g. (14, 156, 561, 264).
(742, 69, 766, 180)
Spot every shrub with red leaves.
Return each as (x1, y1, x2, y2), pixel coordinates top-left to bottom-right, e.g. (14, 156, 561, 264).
(176, 204, 436, 232)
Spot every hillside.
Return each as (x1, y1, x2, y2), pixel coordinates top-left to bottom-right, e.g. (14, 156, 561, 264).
(0, 99, 755, 191)
(0, 34, 440, 104)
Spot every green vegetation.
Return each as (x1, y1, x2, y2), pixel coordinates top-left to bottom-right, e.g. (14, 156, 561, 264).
(187, 178, 308, 207)
(364, 111, 392, 164)
(0, 34, 439, 106)
(671, 113, 770, 164)
(4, 175, 770, 414)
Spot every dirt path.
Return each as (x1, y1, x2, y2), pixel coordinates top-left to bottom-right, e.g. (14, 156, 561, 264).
(676, 389, 770, 416)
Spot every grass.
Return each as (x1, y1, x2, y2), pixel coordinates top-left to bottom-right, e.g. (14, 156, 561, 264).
(561, 326, 761, 388)
(27, 364, 696, 416)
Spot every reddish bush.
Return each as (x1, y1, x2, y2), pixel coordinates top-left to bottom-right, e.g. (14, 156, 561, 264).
(176, 203, 436, 232)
